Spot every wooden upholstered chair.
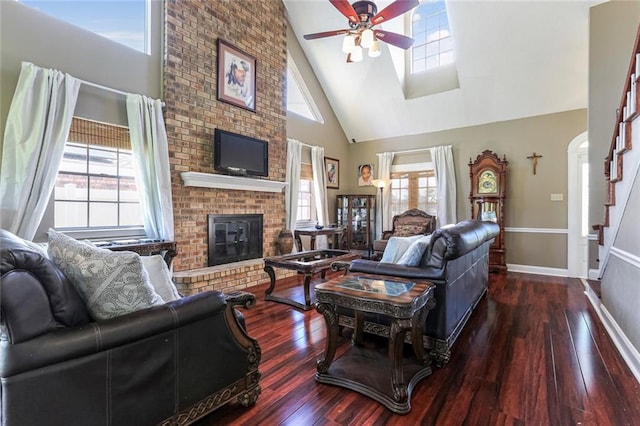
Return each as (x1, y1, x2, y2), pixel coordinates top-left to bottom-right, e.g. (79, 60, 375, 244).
(372, 209, 436, 259)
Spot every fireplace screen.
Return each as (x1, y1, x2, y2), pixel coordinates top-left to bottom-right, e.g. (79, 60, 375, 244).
(208, 214, 263, 266)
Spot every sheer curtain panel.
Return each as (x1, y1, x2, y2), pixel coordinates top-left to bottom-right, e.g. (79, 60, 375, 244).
(0, 62, 80, 240)
(311, 146, 329, 249)
(126, 94, 174, 241)
(429, 145, 457, 227)
(285, 138, 302, 235)
(376, 151, 395, 237)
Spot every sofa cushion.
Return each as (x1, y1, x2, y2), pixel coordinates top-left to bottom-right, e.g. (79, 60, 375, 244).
(380, 234, 422, 263)
(141, 255, 181, 302)
(397, 234, 432, 266)
(47, 229, 164, 320)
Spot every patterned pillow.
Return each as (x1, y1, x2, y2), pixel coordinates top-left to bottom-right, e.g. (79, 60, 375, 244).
(380, 234, 423, 263)
(394, 223, 429, 237)
(397, 234, 432, 266)
(47, 229, 164, 320)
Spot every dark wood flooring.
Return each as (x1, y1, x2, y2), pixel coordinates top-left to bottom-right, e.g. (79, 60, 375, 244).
(202, 272, 640, 425)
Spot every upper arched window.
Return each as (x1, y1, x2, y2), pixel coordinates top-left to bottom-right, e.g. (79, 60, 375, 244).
(411, 1, 455, 73)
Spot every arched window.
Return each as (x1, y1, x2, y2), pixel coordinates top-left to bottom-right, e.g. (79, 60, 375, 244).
(411, 1, 455, 73)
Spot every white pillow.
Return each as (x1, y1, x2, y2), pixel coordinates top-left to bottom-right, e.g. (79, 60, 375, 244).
(141, 255, 181, 302)
(47, 229, 164, 320)
(380, 234, 423, 263)
(397, 234, 432, 266)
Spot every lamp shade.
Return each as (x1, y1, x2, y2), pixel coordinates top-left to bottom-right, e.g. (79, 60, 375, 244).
(342, 35, 355, 53)
(351, 45, 363, 62)
(361, 29, 374, 49)
(368, 40, 381, 58)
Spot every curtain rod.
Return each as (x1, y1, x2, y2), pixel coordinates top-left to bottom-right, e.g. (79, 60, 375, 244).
(378, 147, 431, 155)
(80, 79, 165, 107)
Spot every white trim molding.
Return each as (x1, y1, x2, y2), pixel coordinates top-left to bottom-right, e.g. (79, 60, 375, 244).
(181, 172, 287, 193)
(505, 227, 568, 234)
(610, 246, 640, 269)
(506, 263, 568, 277)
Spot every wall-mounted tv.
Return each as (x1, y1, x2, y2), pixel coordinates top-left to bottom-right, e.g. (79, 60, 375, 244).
(213, 129, 268, 177)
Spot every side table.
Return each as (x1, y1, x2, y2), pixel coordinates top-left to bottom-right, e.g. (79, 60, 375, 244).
(314, 273, 435, 414)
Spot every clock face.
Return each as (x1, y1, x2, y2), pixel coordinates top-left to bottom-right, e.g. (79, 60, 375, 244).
(478, 170, 497, 194)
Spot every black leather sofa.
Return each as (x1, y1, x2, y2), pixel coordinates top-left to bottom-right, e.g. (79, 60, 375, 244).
(0, 229, 261, 425)
(338, 220, 499, 365)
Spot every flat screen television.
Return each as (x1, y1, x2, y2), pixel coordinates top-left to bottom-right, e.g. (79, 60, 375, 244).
(213, 129, 268, 177)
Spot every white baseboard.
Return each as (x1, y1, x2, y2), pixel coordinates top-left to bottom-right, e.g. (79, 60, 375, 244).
(588, 268, 601, 281)
(581, 279, 640, 384)
(506, 264, 568, 277)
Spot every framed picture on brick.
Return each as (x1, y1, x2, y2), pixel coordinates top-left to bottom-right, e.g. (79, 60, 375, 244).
(217, 39, 256, 112)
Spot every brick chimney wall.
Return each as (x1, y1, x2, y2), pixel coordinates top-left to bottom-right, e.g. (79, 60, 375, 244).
(164, 0, 288, 283)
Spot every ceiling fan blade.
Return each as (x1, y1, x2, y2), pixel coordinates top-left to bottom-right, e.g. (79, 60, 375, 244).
(329, 0, 360, 24)
(371, 0, 420, 26)
(374, 29, 414, 49)
(303, 29, 350, 40)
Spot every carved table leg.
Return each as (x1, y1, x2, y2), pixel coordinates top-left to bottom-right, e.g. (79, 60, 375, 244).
(263, 265, 276, 297)
(412, 296, 436, 364)
(352, 310, 365, 346)
(303, 273, 313, 308)
(389, 318, 411, 403)
(316, 302, 338, 373)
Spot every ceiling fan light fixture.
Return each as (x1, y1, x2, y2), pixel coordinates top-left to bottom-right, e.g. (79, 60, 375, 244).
(351, 45, 363, 62)
(342, 35, 355, 53)
(361, 28, 374, 49)
(368, 40, 381, 57)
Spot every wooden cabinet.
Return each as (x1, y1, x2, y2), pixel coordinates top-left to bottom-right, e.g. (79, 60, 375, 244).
(469, 150, 508, 273)
(336, 194, 376, 251)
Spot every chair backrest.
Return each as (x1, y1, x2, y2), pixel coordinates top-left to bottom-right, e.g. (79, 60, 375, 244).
(389, 209, 436, 237)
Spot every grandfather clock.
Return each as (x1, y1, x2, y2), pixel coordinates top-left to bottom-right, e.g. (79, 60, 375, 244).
(469, 150, 508, 273)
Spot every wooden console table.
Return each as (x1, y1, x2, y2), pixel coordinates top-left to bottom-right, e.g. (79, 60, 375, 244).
(107, 241, 178, 267)
(294, 227, 344, 251)
(314, 273, 435, 414)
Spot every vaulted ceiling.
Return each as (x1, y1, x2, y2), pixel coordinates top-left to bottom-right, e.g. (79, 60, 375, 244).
(284, 0, 603, 143)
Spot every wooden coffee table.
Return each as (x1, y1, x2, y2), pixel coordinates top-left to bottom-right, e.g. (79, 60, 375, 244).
(263, 249, 359, 311)
(314, 273, 436, 414)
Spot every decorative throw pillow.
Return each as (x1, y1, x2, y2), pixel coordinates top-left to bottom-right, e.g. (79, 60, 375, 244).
(47, 229, 164, 320)
(394, 223, 429, 237)
(380, 234, 423, 263)
(397, 234, 432, 267)
(141, 255, 181, 302)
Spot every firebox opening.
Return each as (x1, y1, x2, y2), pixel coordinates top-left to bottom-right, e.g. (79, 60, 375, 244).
(208, 214, 263, 266)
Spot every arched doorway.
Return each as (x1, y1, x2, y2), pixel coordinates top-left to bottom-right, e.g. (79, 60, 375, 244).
(567, 131, 588, 278)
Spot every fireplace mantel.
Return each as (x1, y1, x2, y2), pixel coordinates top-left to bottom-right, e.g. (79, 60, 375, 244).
(181, 172, 287, 193)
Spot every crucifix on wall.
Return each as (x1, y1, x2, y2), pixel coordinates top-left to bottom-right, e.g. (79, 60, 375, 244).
(527, 152, 543, 175)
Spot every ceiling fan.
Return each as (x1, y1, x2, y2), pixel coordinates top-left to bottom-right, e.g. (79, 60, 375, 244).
(303, 0, 420, 62)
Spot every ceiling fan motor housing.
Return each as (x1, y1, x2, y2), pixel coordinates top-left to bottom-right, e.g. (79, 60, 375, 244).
(351, 1, 377, 26)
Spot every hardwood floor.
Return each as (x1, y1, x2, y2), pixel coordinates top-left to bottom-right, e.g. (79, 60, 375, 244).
(202, 272, 640, 425)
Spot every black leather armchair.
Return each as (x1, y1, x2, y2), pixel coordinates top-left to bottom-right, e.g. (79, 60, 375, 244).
(0, 229, 261, 425)
(336, 220, 499, 365)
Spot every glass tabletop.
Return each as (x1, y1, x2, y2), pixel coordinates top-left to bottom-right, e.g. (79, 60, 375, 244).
(337, 275, 415, 296)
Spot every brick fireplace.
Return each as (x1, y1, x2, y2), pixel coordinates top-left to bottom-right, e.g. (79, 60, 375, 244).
(164, 1, 289, 294)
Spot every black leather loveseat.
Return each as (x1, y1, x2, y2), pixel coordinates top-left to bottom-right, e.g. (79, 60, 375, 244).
(338, 220, 499, 365)
(0, 229, 261, 425)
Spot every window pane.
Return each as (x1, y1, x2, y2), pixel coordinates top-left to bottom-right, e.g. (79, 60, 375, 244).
(120, 203, 142, 226)
(89, 176, 118, 201)
(89, 147, 117, 176)
(90, 203, 118, 226)
(59, 145, 88, 173)
(55, 201, 87, 228)
(55, 174, 88, 201)
(119, 152, 136, 177)
(120, 177, 139, 201)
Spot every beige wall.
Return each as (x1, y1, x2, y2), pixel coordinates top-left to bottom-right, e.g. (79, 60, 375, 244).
(588, 0, 640, 268)
(343, 109, 587, 269)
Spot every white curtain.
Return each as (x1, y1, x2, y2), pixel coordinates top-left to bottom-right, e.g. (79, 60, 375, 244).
(285, 138, 302, 234)
(430, 145, 457, 227)
(0, 62, 80, 240)
(376, 151, 395, 238)
(126, 94, 175, 240)
(311, 146, 329, 249)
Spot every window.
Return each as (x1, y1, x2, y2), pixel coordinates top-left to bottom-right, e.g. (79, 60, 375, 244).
(287, 54, 323, 123)
(390, 170, 437, 218)
(54, 118, 143, 232)
(296, 163, 317, 225)
(411, 0, 454, 73)
(20, 0, 148, 54)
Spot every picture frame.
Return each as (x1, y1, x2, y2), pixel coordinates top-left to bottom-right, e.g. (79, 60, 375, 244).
(324, 157, 339, 189)
(217, 39, 256, 112)
(358, 163, 374, 186)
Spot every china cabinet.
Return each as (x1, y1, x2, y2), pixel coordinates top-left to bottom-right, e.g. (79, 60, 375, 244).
(336, 194, 376, 251)
(469, 150, 508, 273)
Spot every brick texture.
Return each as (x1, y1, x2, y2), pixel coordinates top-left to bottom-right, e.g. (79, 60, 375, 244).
(164, 0, 288, 293)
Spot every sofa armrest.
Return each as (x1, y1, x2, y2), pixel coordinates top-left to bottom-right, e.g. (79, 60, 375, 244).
(331, 261, 352, 275)
(0, 291, 227, 377)
(349, 259, 446, 281)
(225, 291, 256, 310)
